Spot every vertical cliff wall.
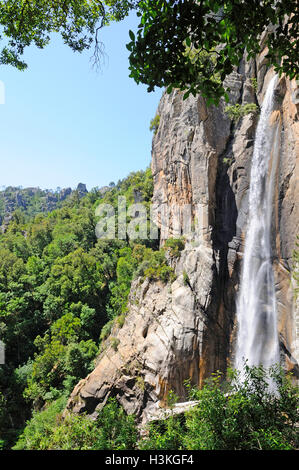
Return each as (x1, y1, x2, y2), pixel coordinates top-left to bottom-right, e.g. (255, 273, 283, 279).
(66, 57, 299, 422)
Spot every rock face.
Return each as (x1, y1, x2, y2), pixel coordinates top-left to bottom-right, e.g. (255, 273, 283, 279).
(76, 183, 88, 197)
(66, 57, 299, 421)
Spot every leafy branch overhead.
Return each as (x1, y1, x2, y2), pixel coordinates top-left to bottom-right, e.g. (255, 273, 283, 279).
(0, 0, 137, 70)
(127, 0, 299, 104)
(1, 1, 298, 104)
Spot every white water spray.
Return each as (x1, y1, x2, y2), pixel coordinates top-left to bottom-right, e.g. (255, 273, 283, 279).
(235, 75, 280, 378)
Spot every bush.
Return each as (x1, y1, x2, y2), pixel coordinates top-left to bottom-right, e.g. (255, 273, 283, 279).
(110, 337, 120, 351)
(139, 415, 185, 450)
(14, 397, 137, 450)
(12, 395, 68, 450)
(100, 319, 114, 341)
(164, 238, 185, 258)
(142, 251, 176, 283)
(149, 114, 160, 134)
(183, 271, 189, 286)
(140, 364, 299, 450)
(225, 103, 259, 122)
(133, 246, 176, 284)
(250, 77, 258, 91)
(116, 314, 125, 328)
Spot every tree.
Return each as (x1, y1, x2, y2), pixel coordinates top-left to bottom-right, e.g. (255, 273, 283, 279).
(127, 0, 299, 104)
(0, 0, 137, 70)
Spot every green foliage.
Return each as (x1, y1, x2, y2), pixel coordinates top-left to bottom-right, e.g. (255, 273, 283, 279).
(164, 238, 185, 258)
(128, 0, 299, 104)
(0, 1, 106, 70)
(140, 415, 185, 450)
(110, 337, 120, 352)
(100, 319, 115, 342)
(116, 314, 125, 328)
(183, 270, 189, 286)
(14, 397, 137, 450)
(224, 103, 259, 122)
(23, 328, 98, 405)
(250, 77, 258, 92)
(149, 114, 160, 134)
(133, 245, 176, 283)
(141, 365, 299, 450)
(12, 395, 68, 450)
(107, 241, 176, 317)
(0, 168, 161, 448)
(222, 156, 234, 166)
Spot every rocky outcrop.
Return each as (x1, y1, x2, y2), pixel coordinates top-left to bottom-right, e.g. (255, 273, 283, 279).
(76, 183, 88, 197)
(66, 56, 299, 421)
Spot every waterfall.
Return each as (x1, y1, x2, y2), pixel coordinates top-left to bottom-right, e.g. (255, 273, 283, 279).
(235, 75, 280, 379)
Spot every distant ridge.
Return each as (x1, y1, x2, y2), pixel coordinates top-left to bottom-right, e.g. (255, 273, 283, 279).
(0, 183, 88, 228)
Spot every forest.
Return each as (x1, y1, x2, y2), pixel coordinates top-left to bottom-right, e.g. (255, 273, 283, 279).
(0, 169, 159, 448)
(0, 170, 297, 450)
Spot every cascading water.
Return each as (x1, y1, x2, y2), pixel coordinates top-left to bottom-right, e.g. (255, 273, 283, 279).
(235, 75, 280, 380)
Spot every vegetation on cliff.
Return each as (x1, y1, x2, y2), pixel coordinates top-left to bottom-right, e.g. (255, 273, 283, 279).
(0, 168, 174, 449)
(13, 364, 299, 450)
(140, 364, 298, 451)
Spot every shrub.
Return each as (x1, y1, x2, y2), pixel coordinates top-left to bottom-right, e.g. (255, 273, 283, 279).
(14, 397, 137, 450)
(116, 314, 125, 328)
(110, 337, 120, 352)
(164, 237, 185, 258)
(12, 395, 68, 450)
(133, 246, 176, 284)
(250, 77, 258, 91)
(183, 271, 189, 286)
(225, 103, 259, 122)
(139, 415, 185, 450)
(142, 251, 176, 283)
(149, 114, 160, 134)
(140, 364, 299, 450)
(100, 319, 114, 341)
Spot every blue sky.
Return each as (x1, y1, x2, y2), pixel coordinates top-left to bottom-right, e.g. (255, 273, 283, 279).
(0, 12, 162, 191)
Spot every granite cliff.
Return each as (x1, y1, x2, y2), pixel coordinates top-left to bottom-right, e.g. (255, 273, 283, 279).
(66, 54, 299, 422)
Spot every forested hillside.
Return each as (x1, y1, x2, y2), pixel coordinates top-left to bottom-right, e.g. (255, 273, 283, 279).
(0, 184, 89, 227)
(0, 168, 163, 449)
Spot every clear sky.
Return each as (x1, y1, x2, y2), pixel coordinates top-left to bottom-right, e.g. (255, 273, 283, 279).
(0, 12, 162, 191)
